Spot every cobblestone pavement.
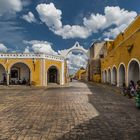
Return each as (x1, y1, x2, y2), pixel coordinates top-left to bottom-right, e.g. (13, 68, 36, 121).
(0, 81, 140, 140)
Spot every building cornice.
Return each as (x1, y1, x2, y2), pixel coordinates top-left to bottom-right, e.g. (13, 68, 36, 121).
(0, 53, 65, 62)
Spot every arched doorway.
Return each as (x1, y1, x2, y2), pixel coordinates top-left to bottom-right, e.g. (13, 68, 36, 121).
(58, 42, 88, 81)
(108, 69, 111, 84)
(118, 64, 125, 87)
(0, 64, 6, 85)
(128, 60, 140, 84)
(102, 70, 107, 83)
(105, 70, 107, 83)
(59, 42, 88, 58)
(10, 63, 30, 85)
(102, 71, 104, 83)
(112, 67, 117, 86)
(48, 66, 59, 84)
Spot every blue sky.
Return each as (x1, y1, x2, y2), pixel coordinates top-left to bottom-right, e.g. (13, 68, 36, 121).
(0, 0, 139, 73)
(0, 0, 139, 52)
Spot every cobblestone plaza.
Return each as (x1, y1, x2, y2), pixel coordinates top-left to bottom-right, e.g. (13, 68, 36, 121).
(0, 81, 139, 140)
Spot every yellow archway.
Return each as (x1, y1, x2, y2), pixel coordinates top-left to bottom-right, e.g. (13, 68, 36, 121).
(9, 62, 31, 85)
(47, 65, 60, 84)
(0, 64, 6, 85)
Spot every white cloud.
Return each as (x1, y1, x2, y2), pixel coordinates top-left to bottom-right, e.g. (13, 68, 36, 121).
(36, 3, 90, 39)
(103, 24, 127, 38)
(22, 12, 36, 23)
(0, 0, 22, 16)
(104, 6, 137, 27)
(83, 14, 106, 32)
(36, 3, 137, 39)
(102, 6, 137, 38)
(32, 43, 57, 55)
(0, 43, 8, 52)
(36, 3, 62, 30)
(104, 38, 112, 41)
(24, 40, 57, 55)
(55, 25, 91, 39)
(24, 46, 30, 53)
(24, 40, 50, 45)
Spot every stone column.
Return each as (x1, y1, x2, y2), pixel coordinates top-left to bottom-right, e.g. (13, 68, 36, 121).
(29, 70, 31, 86)
(41, 58, 46, 86)
(61, 61, 64, 85)
(6, 71, 9, 86)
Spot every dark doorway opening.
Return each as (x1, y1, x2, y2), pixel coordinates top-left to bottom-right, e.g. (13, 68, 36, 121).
(48, 66, 58, 84)
(0, 64, 7, 85)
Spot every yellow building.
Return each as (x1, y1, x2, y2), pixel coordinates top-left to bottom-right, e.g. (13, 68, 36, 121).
(75, 67, 86, 80)
(101, 16, 140, 87)
(81, 70, 87, 81)
(0, 53, 67, 86)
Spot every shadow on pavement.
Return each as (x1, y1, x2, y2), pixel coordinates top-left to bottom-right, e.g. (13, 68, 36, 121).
(57, 81, 140, 140)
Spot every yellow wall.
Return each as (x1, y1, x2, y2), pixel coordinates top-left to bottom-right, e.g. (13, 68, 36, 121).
(114, 16, 140, 48)
(101, 16, 140, 85)
(0, 58, 66, 86)
(93, 74, 101, 83)
(75, 69, 86, 80)
(81, 71, 87, 81)
(0, 58, 41, 86)
(102, 28, 140, 70)
(64, 60, 68, 83)
(45, 59, 62, 85)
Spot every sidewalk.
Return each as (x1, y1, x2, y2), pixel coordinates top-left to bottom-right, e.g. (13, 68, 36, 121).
(82, 81, 121, 94)
(94, 82, 121, 93)
(86, 81, 137, 101)
(47, 83, 70, 89)
(0, 83, 70, 90)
